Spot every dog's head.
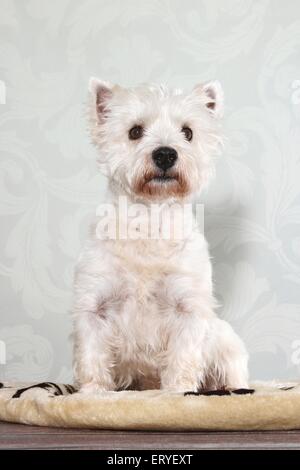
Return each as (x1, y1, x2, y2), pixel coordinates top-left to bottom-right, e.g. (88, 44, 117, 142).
(89, 79, 224, 201)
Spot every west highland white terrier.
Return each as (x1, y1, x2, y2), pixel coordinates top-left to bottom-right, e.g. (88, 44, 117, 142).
(72, 78, 249, 393)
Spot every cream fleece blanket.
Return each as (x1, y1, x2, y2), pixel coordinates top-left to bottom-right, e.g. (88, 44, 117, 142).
(0, 381, 299, 431)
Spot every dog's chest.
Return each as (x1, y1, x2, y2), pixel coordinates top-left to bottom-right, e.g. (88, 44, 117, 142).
(112, 238, 181, 302)
(109, 239, 182, 343)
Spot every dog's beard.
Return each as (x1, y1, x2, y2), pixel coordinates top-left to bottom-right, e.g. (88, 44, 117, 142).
(132, 166, 190, 199)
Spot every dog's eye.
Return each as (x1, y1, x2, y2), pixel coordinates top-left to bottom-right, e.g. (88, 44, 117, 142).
(129, 125, 144, 140)
(181, 126, 193, 142)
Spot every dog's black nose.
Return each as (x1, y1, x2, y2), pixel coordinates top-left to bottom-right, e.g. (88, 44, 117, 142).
(152, 147, 178, 171)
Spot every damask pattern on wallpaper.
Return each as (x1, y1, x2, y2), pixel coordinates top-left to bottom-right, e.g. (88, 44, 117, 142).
(0, 0, 300, 382)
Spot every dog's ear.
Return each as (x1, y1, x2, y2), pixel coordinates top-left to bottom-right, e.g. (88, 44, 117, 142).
(89, 77, 114, 121)
(194, 81, 224, 118)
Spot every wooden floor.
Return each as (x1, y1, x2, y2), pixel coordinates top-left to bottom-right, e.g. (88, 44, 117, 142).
(1, 421, 300, 449)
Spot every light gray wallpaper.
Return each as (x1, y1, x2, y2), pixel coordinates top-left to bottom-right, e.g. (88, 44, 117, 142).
(0, 0, 300, 383)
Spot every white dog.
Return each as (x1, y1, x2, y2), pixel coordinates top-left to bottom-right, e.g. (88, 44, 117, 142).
(72, 78, 249, 393)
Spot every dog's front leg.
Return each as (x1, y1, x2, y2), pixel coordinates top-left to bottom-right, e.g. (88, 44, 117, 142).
(73, 309, 116, 394)
(210, 319, 249, 390)
(71, 259, 120, 394)
(160, 315, 207, 393)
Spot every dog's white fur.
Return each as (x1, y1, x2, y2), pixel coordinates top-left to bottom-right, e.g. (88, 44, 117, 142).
(72, 79, 249, 393)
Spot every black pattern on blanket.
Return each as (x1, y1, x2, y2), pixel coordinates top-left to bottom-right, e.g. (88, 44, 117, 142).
(0, 381, 297, 399)
(0, 382, 77, 398)
(0, 381, 261, 398)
